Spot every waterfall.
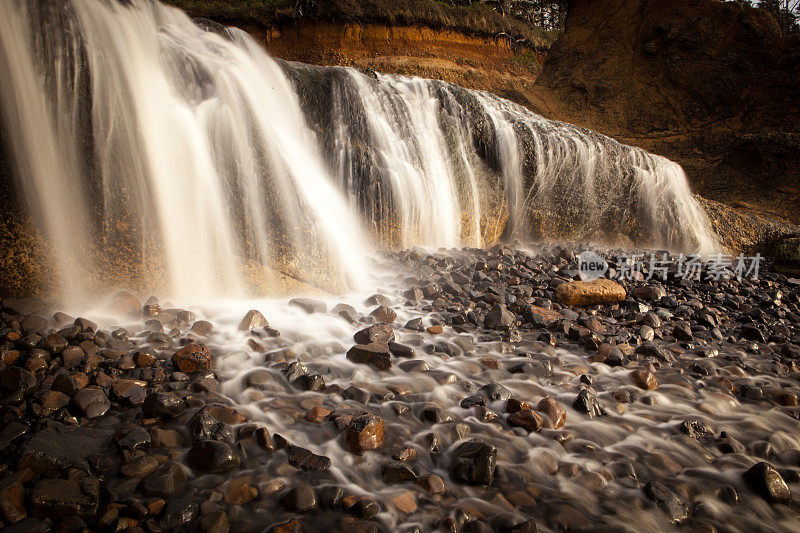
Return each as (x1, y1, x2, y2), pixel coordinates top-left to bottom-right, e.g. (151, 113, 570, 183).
(0, 0, 718, 301)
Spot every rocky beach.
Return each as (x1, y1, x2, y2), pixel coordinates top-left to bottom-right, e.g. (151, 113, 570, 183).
(1, 244, 799, 532)
(2, 1, 799, 532)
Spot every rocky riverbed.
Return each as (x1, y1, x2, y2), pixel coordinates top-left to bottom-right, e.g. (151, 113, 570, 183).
(1, 244, 799, 532)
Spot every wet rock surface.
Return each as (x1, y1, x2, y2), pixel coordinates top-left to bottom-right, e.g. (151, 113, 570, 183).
(1, 244, 800, 531)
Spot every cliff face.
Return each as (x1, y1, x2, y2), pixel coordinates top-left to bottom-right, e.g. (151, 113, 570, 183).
(245, 21, 546, 106)
(529, 0, 800, 223)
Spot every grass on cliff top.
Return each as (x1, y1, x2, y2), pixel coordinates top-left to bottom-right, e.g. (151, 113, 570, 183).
(162, 0, 555, 48)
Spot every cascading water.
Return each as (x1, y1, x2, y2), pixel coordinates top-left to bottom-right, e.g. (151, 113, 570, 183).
(0, 0, 368, 302)
(290, 66, 719, 253)
(0, 0, 718, 302)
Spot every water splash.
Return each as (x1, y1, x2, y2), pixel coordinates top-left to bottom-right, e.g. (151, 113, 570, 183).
(298, 68, 719, 252)
(0, 0, 369, 302)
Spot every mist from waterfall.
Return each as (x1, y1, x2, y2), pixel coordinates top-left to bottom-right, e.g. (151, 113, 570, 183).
(0, 0, 718, 302)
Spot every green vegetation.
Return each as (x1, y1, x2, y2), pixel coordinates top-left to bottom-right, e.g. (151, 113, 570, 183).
(508, 50, 547, 72)
(162, 0, 558, 48)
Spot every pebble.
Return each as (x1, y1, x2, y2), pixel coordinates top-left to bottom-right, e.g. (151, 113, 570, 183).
(346, 414, 385, 453)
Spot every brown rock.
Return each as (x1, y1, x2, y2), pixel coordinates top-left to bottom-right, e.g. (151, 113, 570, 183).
(391, 490, 417, 514)
(134, 351, 157, 367)
(40, 390, 70, 411)
(346, 414, 385, 453)
(224, 480, 258, 504)
(0, 477, 26, 523)
(346, 343, 392, 370)
(191, 320, 214, 335)
(31, 477, 99, 518)
(120, 455, 159, 478)
(508, 409, 543, 432)
(479, 358, 500, 369)
(61, 346, 84, 368)
(238, 310, 268, 331)
(369, 305, 397, 324)
(524, 304, 564, 322)
(73, 387, 110, 418)
(305, 405, 332, 423)
(287, 446, 331, 471)
(632, 369, 658, 390)
(148, 499, 166, 515)
(555, 279, 626, 307)
(269, 519, 302, 533)
(536, 397, 567, 429)
(416, 473, 446, 495)
(172, 343, 211, 373)
(353, 323, 394, 345)
(393, 446, 417, 462)
(506, 398, 532, 413)
(207, 405, 248, 425)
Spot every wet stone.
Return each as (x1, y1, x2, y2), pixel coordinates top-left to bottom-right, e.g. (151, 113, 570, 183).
(0, 367, 36, 395)
(388, 341, 416, 358)
(31, 478, 99, 519)
(679, 418, 714, 440)
(142, 391, 186, 418)
(461, 395, 485, 409)
(399, 359, 429, 372)
(191, 320, 214, 335)
(370, 305, 397, 324)
(508, 409, 543, 432)
(742, 462, 791, 504)
(344, 495, 380, 519)
(160, 498, 198, 530)
(238, 309, 268, 330)
(343, 385, 370, 403)
(382, 461, 419, 483)
(120, 454, 159, 478)
(287, 445, 331, 471)
(17, 423, 112, 474)
(346, 342, 392, 370)
(0, 476, 26, 524)
(451, 439, 497, 485)
(293, 373, 326, 391)
(416, 473, 446, 494)
(672, 322, 693, 342)
(632, 369, 658, 390)
(480, 382, 512, 402)
(536, 397, 566, 429)
(573, 389, 605, 418)
(189, 407, 235, 443)
(484, 303, 515, 330)
(643, 481, 689, 524)
(346, 414, 385, 453)
(199, 511, 230, 533)
(281, 486, 317, 512)
(172, 343, 212, 373)
(354, 323, 395, 345)
(72, 388, 110, 418)
(187, 439, 240, 473)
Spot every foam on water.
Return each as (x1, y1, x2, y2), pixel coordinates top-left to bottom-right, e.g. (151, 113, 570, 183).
(51, 250, 799, 532)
